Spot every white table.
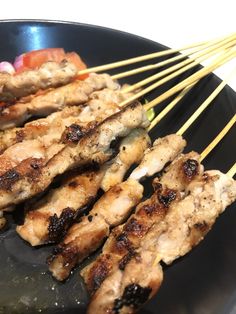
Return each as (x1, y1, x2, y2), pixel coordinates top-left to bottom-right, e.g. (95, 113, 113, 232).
(1, 0, 236, 91)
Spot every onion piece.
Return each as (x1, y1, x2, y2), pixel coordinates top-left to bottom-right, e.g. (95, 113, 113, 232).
(13, 54, 25, 71)
(0, 61, 15, 74)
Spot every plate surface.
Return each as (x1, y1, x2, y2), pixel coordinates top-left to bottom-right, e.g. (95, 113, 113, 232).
(0, 20, 235, 314)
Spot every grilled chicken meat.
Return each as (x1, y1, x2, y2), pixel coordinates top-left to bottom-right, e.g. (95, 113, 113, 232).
(16, 170, 105, 246)
(16, 129, 150, 246)
(0, 86, 131, 174)
(0, 85, 132, 153)
(154, 170, 236, 264)
(87, 170, 236, 314)
(101, 129, 151, 191)
(130, 134, 186, 180)
(0, 102, 149, 209)
(47, 135, 186, 281)
(0, 73, 119, 130)
(48, 179, 143, 281)
(0, 60, 81, 102)
(0, 106, 84, 153)
(81, 152, 202, 294)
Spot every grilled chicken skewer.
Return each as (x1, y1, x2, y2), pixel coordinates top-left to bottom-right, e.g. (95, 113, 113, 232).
(0, 60, 79, 102)
(47, 134, 186, 281)
(0, 86, 133, 153)
(0, 86, 134, 176)
(0, 102, 149, 209)
(87, 169, 236, 314)
(17, 128, 150, 246)
(0, 73, 119, 130)
(81, 151, 202, 295)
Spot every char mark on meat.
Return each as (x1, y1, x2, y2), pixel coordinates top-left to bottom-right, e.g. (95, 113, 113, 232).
(48, 207, 75, 243)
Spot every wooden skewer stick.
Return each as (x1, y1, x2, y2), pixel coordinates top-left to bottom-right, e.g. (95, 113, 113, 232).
(200, 114, 236, 162)
(112, 41, 220, 80)
(143, 47, 236, 112)
(227, 163, 236, 178)
(147, 84, 195, 132)
(112, 33, 236, 80)
(122, 36, 236, 94)
(176, 67, 236, 136)
(119, 45, 236, 109)
(77, 33, 236, 75)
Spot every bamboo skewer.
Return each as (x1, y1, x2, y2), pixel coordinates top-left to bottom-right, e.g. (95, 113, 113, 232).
(147, 84, 195, 132)
(77, 33, 236, 76)
(200, 114, 236, 162)
(227, 163, 236, 177)
(77, 40, 209, 75)
(114, 33, 236, 82)
(176, 67, 236, 136)
(143, 47, 236, 112)
(121, 36, 236, 94)
(112, 49, 200, 80)
(119, 46, 236, 109)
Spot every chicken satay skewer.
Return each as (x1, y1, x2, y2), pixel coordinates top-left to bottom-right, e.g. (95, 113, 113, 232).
(16, 129, 151, 246)
(151, 114, 236, 268)
(0, 73, 120, 130)
(45, 59, 232, 279)
(0, 43, 234, 212)
(81, 80, 236, 294)
(47, 132, 186, 281)
(0, 87, 134, 178)
(49, 79, 234, 280)
(86, 120, 236, 314)
(0, 34, 234, 134)
(18, 63, 234, 270)
(0, 102, 150, 210)
(15, 67, 201, 245)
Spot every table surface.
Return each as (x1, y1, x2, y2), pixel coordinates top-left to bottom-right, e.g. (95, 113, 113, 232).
(0, 0, 236, 91)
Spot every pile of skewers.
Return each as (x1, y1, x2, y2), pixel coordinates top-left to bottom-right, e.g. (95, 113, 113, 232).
(0, 32, 236, 314)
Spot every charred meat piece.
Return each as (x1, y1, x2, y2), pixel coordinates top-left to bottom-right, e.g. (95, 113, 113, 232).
(0, 73, 119, 130)
(48, 179, 143, 281)
(81, 152, 203, 294)
(160, 151, 203, 191)
(88, 170, 236, 314)
(101, 129, 151, 192)
(16, 170, 104, 246)
(0, 106, 84, 153)
(154, 170, 236, 264)
(0, 86, 134, 182)
(129, 134, 186, 180)
(0, 102, 149, 209)
(48, 135, 185, 281)
(16, 130, 149, 247)
(0, 85, 129, 153)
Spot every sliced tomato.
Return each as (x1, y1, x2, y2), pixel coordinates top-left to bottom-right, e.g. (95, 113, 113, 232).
(65, 52, 88, 80)
(23, 48, 66, 69)
(15, 48, 88, 80)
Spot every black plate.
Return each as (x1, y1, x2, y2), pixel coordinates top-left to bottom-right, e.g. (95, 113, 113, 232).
(0, 20, 235, 314)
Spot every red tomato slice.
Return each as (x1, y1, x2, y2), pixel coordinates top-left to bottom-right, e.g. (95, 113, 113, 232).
(15, 48, 88, 80)
(65, 52, 88, 80)
(23, 48, 66, 69)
